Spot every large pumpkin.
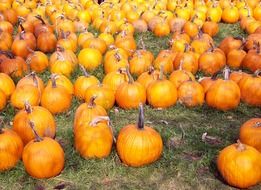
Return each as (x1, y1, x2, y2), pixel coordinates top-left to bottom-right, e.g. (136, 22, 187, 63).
(22, 121, 64, 179)
(0, 126, 23, 171)
(217, 140, 261, 189)
(239, 118, 261, 152)
(116, 104, 163, 167)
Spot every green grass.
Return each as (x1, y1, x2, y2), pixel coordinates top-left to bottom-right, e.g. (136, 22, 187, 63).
(0, 23, 260, 190)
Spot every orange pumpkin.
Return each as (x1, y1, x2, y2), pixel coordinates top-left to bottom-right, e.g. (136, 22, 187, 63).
(16, 72, 44, 94)
(137, 67, 163, 89)
(217, 140, 261, 189)
(22, 121, 64, 179)
(116, 104, 163, 167)
(26, 51, 49, 73)
(78, 48, 102, 71)
(36, 32, 57, 53)
(13, 102, 56, 145)
(0, 126, 23, 171)
(74, 116, 113, 159)
(0, 72, 15, 97)
(239, 118, 261, 152)
(115, 67, 146, 109)
(242, 42, 261, 72)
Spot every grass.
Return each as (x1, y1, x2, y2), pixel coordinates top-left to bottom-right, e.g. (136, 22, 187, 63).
(0, 23, 261, 190)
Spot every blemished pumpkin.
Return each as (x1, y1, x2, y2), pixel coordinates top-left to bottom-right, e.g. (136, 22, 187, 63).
(0, 124, 23, 171)
(217, 140, 261, 189)
(239, 118, 261, 152)
(74, 116, 113, 159)
(13, 102, 56, 145)
(116, 104, 163, 167)
(22, 121, 64, 179)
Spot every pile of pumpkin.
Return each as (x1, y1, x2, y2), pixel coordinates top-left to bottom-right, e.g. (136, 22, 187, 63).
(0, 0, 260, 188)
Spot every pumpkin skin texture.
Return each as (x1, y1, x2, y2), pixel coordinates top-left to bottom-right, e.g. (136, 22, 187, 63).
(115, 68, 146, 109)
(22, 123, 64, 179)
(0, 128, 24, 171)
(116, 104, 163, 167)
(74, 116, 113, 159)
(78, 48, 102, 71)
(0, 89, 6, 110)
(0, 73, 15, 98)
(178, 81, 205, 107)
(41, 76, 72, 114)
(169, 69, 195, 88)
(238, 71, 261, 106)
(206, 69, 241, 111)
(239, 118, 261, 152)
(217, 141, 261, 189)
(13, 103, 56, 145)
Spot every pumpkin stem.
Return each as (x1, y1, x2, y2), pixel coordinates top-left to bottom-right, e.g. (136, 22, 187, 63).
(0, 117, 4, 134)
(56, 45, 65, 52)
(24, 101, 33, 113)
(179, 59, 184, 70)
(79, 65, 90, 77)
(137, 103, 145, 130)
(88, 95, 97, 108)
(19, 23, 25, 33)
(256, 42, 260, 54)
(126, 65, 134, 84)
(138, 37, 146, 50)
(29, 121, 43, 142)
(89, 116, 110, 127)
(254, 122, 261, 128)
(148, 66, 155, 75)
(0, 50, 15, 59)
(236, 140, 246, 152)
(254, 70, 261, 76)
(223, 67, 230, 80)
(114, 52, 121, 62)
(35, 15, 45, 25)
(50, 74, 57, 88)
(159, 64, 164, 80)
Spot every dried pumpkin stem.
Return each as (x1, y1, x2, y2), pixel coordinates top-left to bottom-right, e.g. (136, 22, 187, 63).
(0, 50, 15, 59)
(236, 140, 246, 152)
(79, 65, 90, 77)
(0, 117, 4, 134)
(24, 101, 33, 114)
(148, 66, 155, 75)
(223, 67, 230, 80)
(88, 96, 97, 107)
(29, 121, 43, 142)
(51, 74, 57, 88)
(35, 15, 45, 25)
(19, 23, 25, 32)
(126, 65, 134, 83)
(137, 103, 144, 130)
(254, 70, 261, 76)
(159, 64, 164, 80)
(89, 116, 110, 127)
(254, 122, 261, 128)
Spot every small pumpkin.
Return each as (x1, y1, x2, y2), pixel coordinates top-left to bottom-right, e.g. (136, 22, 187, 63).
(217, 140, 261, 189)
(26, 50, 49, 73)
(239, 118, 261, 152)
(0, 72, 15, 98)
(116, 104, 163, 167)
(36, 32, 57, 53)
(16, 72, 44, 94)
(22, 121, 64, 179)
(137, 67, 163, 89)
(0, 123, 23, 171)
(78, 48, 102, 71)
(41, 75, 72, 114)
(13, 102, 56, 145)
(242, 42, 261, 72)
(115, 67, 146, 109)
(46, 74, 74, 95)
(74, 116, 113, 159)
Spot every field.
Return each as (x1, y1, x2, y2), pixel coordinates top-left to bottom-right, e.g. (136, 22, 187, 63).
(0, 23, 260, 190)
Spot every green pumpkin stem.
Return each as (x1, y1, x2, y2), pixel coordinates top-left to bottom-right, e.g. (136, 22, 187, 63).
(236, 140, 246, 152)
(79, 65, 90, 77)
(137, 104, 144, 130)
(126, 65, 134, 83)
(29, 121, 43, 142)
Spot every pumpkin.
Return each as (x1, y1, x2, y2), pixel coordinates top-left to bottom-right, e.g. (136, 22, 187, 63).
(74, 96, 107, 131)
(74, 116, 113, 158)
(78, 48, 102, 71)
(36, 32, 57, 53)
(153, 20, 170, 37)
(116, 104, 163, 167)
(50, 53, 73, 77)
(33, 15, 53, 37)
(46, 74, 74, 95)
(0, 52, 28, 78)
(153, 49, 175, 74)
(217, 140, 261, 189)
(102, 68, 128, 93)
(202, 20, 219, 37)
(22, 121, 64, 179)
(115, 67, 146, 109)
(221, 5, 239, 23)
(206, 68, 241, 111)
(16, 72, 44, 94)
(137, 67, 163, 89)
(183, 19, 199, 38)
(11, 84, 40, 109)
(0, 29, 13, 51)
(0, 72, 15, 97)
(178, 80, 205, 107)
(85, 83, 115, 110)
(238, 70, 261, 106)
(229, 70, 250, 84)
(147, 65, 177, 108)
(13, 102, 56, 145)
(169, 65, 195, 88)
(239, 118, 261, 152)
(82, 37, 107, 55)
(26, 50, 49, 73)
(227, 46, 246, 69)
(242, 42, 261, 72)
(104, 51, 128, 74)
(115, 31, 136, 56)
(219, 36, 243, 55)
(74, 66, 99, 99)
(245, 33, 261, 50)
(0, 124, 23, 171)
(41, 75, 72, 114)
